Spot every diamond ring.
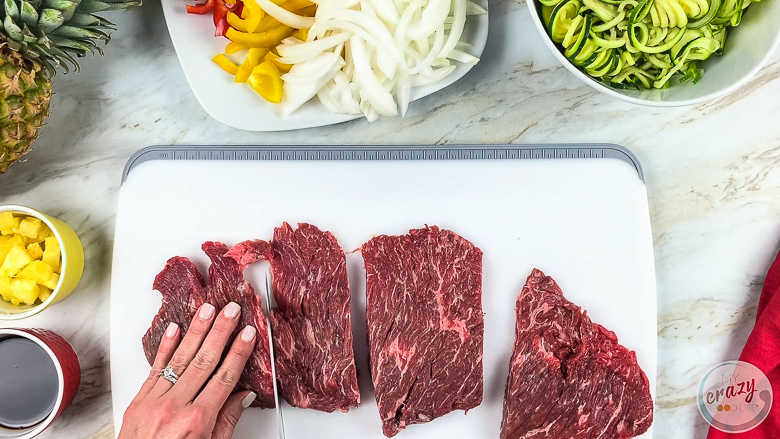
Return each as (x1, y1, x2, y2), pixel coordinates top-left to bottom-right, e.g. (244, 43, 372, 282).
(159, 365, 180, 385)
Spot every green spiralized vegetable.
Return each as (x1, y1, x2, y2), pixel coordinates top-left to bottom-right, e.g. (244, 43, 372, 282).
(540, 0, 762, 89)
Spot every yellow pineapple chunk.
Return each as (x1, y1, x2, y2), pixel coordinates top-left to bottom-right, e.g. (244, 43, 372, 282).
(38, 286, 52, 303)
(28, 227, 51, 244)
(0, 212, 14, 235)
(0, 214, 61, 307)
(44, 272, 60, 290)
(0, 275, 11, 302)
(18, 261, 53, 285)
(9, 217, 22, 235)
(42, 237, 60, 272)
(0, 235, 25, 264)
(32, 226, 52, 243)
(18, 217, 42, 239)
(0, 246, 33, 276)
(9, 279, 39, 305)
(27, 242, 44, 259)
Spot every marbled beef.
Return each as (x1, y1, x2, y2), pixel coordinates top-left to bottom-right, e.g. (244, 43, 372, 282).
(362, 226, 484, 437)
(266, 222, 360, 412)
(500, 269, 653, 439)
(143, 241, 276, 408)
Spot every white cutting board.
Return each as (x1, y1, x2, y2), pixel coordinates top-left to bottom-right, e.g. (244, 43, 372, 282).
(110, 145, 656, 439)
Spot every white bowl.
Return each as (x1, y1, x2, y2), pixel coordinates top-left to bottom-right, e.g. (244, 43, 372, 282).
(526, 0, 780, 106)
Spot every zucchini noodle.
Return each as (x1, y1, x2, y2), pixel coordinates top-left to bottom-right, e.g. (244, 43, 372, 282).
(541, 0, 762, 89)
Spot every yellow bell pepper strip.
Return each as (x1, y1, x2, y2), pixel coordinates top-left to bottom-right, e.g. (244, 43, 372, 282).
(254, 15, 286, 32)
(263, 51, 292, 73)
(225, 41, 245, 54)
(242, 0, 264, 32)
(282, 0, 314, 10)
(213, 54, 239, 74)
(227, 11, 249, 32)
(226, 24, 294, 48)
(299, 5, 316, 15)
(235, 47, 270, 82)
(247, 60, 283, 103)
(293, 27, 308, 41)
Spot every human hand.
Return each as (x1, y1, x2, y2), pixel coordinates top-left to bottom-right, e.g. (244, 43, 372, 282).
(119, 302, 258, 439)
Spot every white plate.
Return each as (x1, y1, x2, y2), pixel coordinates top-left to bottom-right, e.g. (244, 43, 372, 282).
(160, 0, 489, 130)
(526, 0, 780, 106)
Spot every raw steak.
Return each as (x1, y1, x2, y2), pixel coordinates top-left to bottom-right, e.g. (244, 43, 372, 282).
(267, 222, 360, 412)
(362, 226, 484, 437)
(500, 269, 653, 439)
(142, 256, 207, 366)
(143, 241, 276, 408)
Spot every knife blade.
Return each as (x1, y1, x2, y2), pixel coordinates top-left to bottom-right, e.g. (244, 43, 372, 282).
(264, 270, 286, 439)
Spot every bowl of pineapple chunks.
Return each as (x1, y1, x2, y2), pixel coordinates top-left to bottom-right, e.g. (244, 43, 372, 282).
(0, 206, 84, 319)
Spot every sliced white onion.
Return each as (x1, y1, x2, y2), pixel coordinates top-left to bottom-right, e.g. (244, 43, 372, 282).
(438, 0, 464, 57)
(406, 0, 450, 40)
(275, 0, 484, 120)
(277, 31, 353, 64)
(410, 64, 455, 86)
(350, 36, 398, 116)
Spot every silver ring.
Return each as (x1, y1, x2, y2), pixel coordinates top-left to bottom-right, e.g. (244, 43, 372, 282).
(159, 365, 180, 384)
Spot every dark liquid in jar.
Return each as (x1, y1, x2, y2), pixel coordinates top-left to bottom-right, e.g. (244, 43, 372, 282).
(0, 337, 59, 429)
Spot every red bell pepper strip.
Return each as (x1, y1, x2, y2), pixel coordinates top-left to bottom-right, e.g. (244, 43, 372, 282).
(186, 0, 215, 14)
(214, 0, 229, 36)
(187, 0, 242, 37)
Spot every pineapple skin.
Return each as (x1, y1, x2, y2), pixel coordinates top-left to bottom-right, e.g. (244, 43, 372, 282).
(0, 44, 52, 174)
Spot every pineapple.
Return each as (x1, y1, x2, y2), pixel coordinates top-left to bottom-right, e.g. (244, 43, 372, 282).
(26, 241, 44, 259)
(0, 0, 141, 174)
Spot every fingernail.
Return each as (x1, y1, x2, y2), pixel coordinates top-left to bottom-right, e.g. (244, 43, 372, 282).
(241, 392, 257, 409)
(224, 302, 241, 318)
(165, 322, 179, 338)
(241, 325, 256, 342)
(199, 303, 215, 320)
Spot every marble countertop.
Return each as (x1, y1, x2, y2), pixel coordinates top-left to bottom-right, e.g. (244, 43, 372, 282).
(1, 0, 779, 437)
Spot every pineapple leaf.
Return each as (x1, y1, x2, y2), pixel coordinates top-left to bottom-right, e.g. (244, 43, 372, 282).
(42, 0, 77, 20)
(75, 0, 140, 13)
(3, 16, 23, 40)
(19, 22, 37, 41)
(67, 12, 114, 28)
(48, 34, 94, 54)
(4, 37, 21, 52)
(4, 0, 19, 21)
(20, 1, 38, 27)
(28, 43, 59, 67)
(32, 42, 77, 73)
(37, 9, 64, 33)
(51, 24, 108, 42)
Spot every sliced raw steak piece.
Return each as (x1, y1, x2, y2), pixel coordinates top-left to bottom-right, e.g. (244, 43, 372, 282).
(500, 269, 653, 439)
(142, 256, 207, 366)
(143, 241, 275, 408)
(362, 226, 484, 438)
(202, 241, 276, 408)
(267, 222, 360, 412)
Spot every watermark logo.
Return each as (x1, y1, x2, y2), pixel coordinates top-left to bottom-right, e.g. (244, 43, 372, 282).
(698, 361, 773, 433)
